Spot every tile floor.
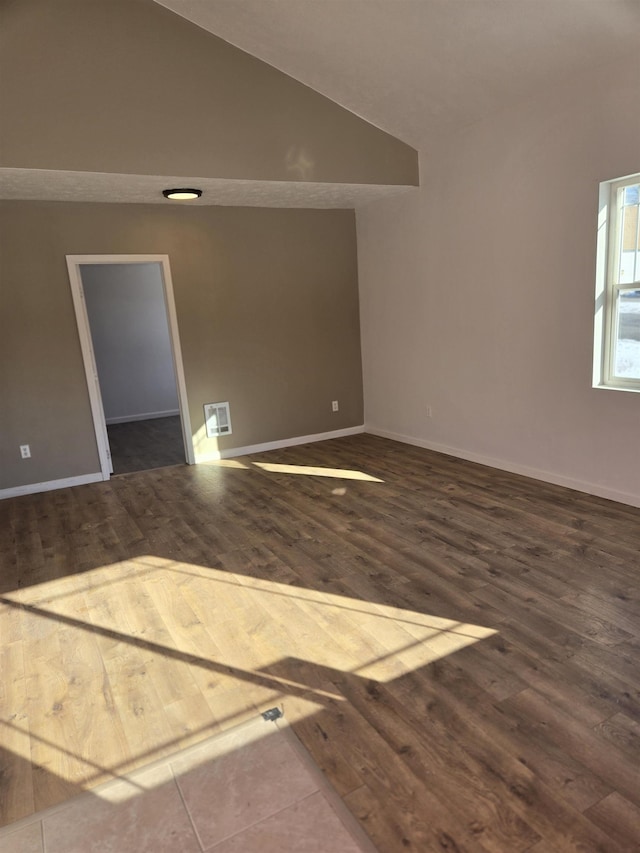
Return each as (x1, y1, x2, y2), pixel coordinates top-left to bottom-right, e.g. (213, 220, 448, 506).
(0, 714, 375, 853)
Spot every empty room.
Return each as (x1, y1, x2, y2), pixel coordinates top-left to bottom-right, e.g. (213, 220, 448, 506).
(0, 1, 639, 851)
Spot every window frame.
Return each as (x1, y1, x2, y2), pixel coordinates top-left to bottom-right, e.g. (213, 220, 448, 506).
(594, 172, 640, 392)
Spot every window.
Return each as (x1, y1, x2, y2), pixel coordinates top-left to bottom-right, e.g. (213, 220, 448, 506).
(594, 172, 640, 391)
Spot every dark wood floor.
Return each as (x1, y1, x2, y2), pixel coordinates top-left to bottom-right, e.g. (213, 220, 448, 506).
(106, 415, 185, 474)
(1, 434, 639, 851)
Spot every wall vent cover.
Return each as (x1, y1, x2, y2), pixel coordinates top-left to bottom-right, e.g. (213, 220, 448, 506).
(204, 401, 232, 438)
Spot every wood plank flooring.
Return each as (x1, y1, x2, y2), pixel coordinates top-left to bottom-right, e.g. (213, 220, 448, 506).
(0, 434, 639, 851)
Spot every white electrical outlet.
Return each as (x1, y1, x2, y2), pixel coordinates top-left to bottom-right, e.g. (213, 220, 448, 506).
(20, 444, 31, 459)
(426, 406, 433, 418)
(332, 400, 339, 412)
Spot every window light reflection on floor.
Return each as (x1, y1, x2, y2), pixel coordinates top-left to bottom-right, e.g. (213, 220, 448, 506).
(251, 461, 383, 481)
(0, 557, 496, 807)
(203, 457, 384, 481)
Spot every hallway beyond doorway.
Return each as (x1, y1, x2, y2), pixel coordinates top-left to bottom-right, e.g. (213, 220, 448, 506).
(107, 416, 184, 474)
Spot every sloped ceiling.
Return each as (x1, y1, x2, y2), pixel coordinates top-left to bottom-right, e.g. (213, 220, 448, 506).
(3, 0, 639, 207)
(155, 0, 640, 148)
(0, 0, 416, 208)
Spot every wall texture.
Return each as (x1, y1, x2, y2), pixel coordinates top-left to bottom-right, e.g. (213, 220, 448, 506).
(0, 0, 417, 186)
(81, 263, 180, 423)
(357, 51, 640, 506)
(0, 202, 363, 490)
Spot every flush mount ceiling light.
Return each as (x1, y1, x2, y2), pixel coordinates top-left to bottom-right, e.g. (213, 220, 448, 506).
(162, 188, 203, 200)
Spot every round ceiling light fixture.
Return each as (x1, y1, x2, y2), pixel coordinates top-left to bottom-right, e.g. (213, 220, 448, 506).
(162, 188, 203, 201)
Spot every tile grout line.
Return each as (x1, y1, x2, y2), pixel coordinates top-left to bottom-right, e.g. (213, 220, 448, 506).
(202, 790, 323, 852)
(0, 715, 271, 840)
(0, 719, 253, 844)
(170, 764, 207, 853)
(170, 718, 321, 852)
(180, 720, 324, 852)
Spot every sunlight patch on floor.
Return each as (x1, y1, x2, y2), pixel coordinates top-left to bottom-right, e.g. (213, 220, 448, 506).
(0, 716, 373, 851)
(202, 457, 384, 482)
(251, 461, 384, 481)
(0, 556, 495, 813)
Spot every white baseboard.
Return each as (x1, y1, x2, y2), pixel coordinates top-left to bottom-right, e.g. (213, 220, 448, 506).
(1, 428, 365, 499)
(5, 426, 637, 510)
(194, 425, 366, 463)
(366, 425, 640, 509)
(0, 472, 104, 501)
(105, 409, 180, 425)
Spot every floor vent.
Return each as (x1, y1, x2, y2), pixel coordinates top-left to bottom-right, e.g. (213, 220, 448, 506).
(261, 707, 283, 721)
(204, 401, 232, 438)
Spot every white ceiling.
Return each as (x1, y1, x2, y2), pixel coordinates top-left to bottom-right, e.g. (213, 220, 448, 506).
(155, 0, 640, 148)
(3, 1, 638, 207)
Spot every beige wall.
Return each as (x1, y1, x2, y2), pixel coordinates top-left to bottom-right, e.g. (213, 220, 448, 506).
(0, 0, 417, 186)
(0, 202, 363, 490)
(357, 51, 640, 506)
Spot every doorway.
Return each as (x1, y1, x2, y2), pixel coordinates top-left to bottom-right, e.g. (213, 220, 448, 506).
(66, 255, 194, 479)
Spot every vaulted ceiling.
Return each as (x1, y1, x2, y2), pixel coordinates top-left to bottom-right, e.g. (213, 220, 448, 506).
(156, 0, 640, 147)
(2, 0, 638, 207)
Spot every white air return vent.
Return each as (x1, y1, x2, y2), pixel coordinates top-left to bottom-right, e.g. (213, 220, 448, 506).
(204, 401, 232, 438)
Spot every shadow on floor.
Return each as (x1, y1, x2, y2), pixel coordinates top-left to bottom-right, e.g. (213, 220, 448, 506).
(0, 716, 374, 853)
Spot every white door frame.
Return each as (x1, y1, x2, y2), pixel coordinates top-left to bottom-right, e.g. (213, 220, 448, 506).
(66, 254, 195, 480)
